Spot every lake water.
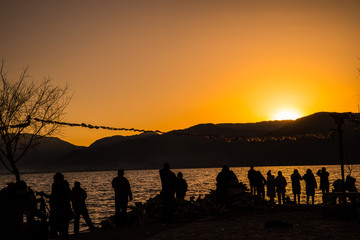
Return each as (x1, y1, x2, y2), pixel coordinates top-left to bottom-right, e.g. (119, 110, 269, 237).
(1, 164, 359, 233)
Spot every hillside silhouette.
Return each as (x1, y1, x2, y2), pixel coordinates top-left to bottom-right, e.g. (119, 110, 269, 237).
(6, 112, 360, 173)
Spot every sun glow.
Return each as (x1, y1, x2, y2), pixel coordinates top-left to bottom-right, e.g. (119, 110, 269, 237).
(273, 109, 302, 120)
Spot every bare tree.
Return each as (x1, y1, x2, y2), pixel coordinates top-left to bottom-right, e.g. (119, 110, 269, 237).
(0, 60, 71, 182)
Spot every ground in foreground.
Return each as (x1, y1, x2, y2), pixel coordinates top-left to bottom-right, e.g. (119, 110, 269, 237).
(72, 205, 360, 240)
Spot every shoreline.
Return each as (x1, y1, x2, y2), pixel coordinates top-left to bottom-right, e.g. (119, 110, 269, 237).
(1, 163, 358, 176)
(72, 204, 360, 240)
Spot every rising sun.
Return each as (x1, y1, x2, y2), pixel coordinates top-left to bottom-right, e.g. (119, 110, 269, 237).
(273, 109, 302, 120)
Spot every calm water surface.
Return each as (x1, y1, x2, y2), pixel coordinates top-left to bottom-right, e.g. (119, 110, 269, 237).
(1, 165, 359, 233)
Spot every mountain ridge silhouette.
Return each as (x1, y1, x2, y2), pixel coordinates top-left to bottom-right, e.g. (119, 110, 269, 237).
(4, 111, 359, 173)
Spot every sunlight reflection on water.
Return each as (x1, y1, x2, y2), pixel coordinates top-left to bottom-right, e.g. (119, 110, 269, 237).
(1, 165, 359, 233)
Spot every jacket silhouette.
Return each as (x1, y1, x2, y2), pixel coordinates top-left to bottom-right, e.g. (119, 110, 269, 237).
(176, 172, 188, 200)
(291, 169, 302, 204)
(159, 163, 177, 224)
(49, 173, 73, 240)
(303, 169, 317, 204)
(266, 171, 276, 203)
(216, 165, 239, 204)
(275, 171, 287, 204)
(71, 181, 94, 234)
(112, 169, 133, 217)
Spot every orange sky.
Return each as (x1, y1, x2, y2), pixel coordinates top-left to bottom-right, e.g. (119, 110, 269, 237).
(1, 0, 360, 146)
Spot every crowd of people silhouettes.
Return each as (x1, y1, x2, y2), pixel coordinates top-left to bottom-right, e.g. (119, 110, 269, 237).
(0, 164, 358, 239)
(247, 165, 358, 205)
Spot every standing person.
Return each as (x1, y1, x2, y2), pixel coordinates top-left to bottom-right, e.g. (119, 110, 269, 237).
(266, 170, 276, 203)
(216, 165, 239, 205)
(345, 174, 358, 204)
(303, 169, 317, 204)
(176, 172, 188, 200)
(254, 171, 266, 200)
(112, 169, 133, 223)
(344, 174, 358, 204)
(275, 171, 287, 205)
(345, 174, 357, 192)
(50, 173, 73, 240)
(333, 179, 346, 204)
(248, 165, 256, 195)
(0, 181, 35, 240)
(71, 181, 95, 234)
(316, 167, 330, 203)
(291, 169, 302, 204)
(159, 163, 177, 224)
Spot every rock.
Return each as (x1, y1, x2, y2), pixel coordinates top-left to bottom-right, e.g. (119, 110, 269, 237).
(124, 182, 266, 224)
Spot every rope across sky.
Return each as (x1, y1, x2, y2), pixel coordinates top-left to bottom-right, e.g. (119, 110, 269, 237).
(33, 118, 165, 134)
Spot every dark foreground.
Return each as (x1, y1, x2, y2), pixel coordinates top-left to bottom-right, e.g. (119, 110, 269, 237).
(72, 205, 360, 240)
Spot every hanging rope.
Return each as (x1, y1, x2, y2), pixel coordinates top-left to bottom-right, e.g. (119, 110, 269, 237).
(33, 118, 165, 134)
(0, 116, 31, 130)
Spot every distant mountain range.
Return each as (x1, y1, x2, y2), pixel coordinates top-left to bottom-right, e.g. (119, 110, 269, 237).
(5, 112, 360, 173)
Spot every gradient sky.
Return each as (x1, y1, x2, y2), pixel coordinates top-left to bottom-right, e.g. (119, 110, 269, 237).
(1, 0, 360, 146)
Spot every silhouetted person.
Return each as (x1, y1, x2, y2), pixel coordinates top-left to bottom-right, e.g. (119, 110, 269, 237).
(303, 169, 317, 204)
(0, 181, 35, 240)
(49, 172, 73, 240)
(266, 170, 276, 203)
(333, 179, 346, 204)
(26, 186, 38, 225)
(30, 190, 49, 240)
(275, 171, 287, 204)
(176, 172, 188, 200)
(112, 169, 132, 224)
(316, 167, 330, 203)
(291, 169, 302, 204)
(216, 165, 239, 205)
(345, 175, 357, 192)
(254, 171, 266, 200)
(345, 175, 357, 204)
(159, 163, 177, 224)
(71, 181, 94, 234)
(248, 165, 256, 195)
